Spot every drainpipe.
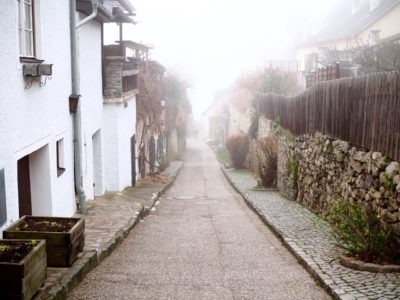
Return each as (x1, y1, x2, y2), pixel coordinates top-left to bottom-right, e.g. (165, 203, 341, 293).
(70, 0, 99, 214)
(77, 0, 99, 28)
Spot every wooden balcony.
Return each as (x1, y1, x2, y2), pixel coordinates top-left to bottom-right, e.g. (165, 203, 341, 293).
(103, 44, 139, 101)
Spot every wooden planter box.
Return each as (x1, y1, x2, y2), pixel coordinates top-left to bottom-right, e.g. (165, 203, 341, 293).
(3, 216, 85, 267)
(0, 239, 46, 300)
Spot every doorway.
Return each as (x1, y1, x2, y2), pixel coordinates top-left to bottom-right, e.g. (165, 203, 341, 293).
(17, 155, 32, 217)
(130, 134, 136, 187)
(17, 145, 52, 217)
(92, 129, 103, 197)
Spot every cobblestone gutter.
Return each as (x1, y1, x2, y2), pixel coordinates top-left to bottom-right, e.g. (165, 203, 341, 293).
(34, 161, 183, 300)
(222, 167, 400, 300)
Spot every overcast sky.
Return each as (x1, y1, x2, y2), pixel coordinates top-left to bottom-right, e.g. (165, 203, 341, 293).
(105, 0, 340, 118)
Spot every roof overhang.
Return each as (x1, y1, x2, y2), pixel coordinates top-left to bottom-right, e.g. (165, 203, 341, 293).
(118, 0, 136, 15)
(112, 7, 136, 24)
(76, 0, 114, 23)
(118, 40, 153, 51)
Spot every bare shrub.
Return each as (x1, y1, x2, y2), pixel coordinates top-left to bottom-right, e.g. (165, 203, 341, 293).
(254, 135, 278, 187)
(225, 134, 250, 169)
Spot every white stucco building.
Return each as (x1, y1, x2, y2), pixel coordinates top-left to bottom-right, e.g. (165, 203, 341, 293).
(297, 0, 400, 87)
(0, 0, 75, 231)
(77, 14, 105, 199)
(75, 0, 137, 201)
(0, 0, 138, 232)
(102, 41, 138, 191)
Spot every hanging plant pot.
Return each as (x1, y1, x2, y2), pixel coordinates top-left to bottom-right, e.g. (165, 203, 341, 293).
(0, 239, 46, 300)
(3, 216, 85, 267)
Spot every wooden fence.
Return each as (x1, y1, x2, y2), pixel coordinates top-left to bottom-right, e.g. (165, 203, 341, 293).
(255, 72, 400, 161)
(305, 63, 340, 88)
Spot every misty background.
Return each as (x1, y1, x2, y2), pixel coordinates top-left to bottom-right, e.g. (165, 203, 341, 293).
(104, 0, 340, 118)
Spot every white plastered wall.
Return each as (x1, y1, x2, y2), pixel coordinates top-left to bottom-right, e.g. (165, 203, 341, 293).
(78, 16, 105, 200)
(0, 1, 75, 232)
(228, 105, 251, 137)
(103, 98, 136, 192)
(29, 145, 52, 216)
(357, 4, 400, 43)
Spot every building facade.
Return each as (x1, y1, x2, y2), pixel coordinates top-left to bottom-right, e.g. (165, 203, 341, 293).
(0, 0, 138, 232)
(0, 0, 75, 231)
(103, 41, 138, 191)
(297, 0, 400, 87)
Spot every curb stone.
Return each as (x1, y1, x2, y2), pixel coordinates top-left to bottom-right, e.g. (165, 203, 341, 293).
(35, 161, 183, 300)
(220, 167, 339, 299)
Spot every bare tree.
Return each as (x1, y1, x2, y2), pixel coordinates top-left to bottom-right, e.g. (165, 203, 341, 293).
(318, 40, 400, 76)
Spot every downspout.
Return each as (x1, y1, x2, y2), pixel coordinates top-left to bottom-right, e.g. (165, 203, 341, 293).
(70, 0, 99, 214)
(77, 0, 99, 28)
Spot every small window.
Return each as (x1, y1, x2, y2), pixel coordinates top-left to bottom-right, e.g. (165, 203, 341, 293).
(56, 139, 65, 177)
(369, 30, 380, 46)
(17, 0, 35, 58)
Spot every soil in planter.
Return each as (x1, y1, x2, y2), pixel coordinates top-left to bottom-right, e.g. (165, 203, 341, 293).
(16, 217, 77, 232)
(0, 241, 37, 263)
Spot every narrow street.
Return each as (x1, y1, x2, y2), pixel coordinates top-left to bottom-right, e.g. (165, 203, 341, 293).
(69, 140, 330, 300)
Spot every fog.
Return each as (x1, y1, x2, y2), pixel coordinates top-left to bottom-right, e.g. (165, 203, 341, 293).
(105, 0, 340, 118)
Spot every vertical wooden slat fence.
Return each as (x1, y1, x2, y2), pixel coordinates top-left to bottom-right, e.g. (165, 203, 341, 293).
(306, 63, 340, 88)
(256, 72, 400, 161)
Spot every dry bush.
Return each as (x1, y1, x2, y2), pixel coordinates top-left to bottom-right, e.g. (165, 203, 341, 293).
(225, 134, 250, 169)
(254, 135, 278, 187)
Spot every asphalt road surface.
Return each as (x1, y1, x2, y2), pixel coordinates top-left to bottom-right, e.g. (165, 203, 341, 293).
(68, 139, 331, 300)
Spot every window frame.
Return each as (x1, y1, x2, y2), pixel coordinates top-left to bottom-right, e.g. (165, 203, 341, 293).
(56, 139, 66, 177)
(17, 0, 39, 62)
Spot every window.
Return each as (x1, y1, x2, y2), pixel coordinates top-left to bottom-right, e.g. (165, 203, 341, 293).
(56, 139, 65, 177)
(305, 52, 318, 72)
(369, 30, 380, 46)
(17, 0, 35, 58)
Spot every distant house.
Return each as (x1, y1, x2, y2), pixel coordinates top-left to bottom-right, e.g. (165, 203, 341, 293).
(297, 0, 400, 87)
(202, 90, 230, 146)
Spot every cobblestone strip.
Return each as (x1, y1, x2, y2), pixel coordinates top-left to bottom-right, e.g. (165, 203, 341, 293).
(34, 161, 183, 300)
(222, 168, 400, 300)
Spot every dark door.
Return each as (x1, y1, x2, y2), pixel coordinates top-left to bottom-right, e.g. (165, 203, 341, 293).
(17, 155, 32, 216)
(139, 148, 146, 178)
(0, 169, 7, 226)
(130, 134, 136, 187)
(149, 136, 156, 174)
(157, 134, 164, 161)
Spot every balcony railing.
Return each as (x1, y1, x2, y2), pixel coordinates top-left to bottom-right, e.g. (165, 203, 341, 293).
(122, 59, 140, 76)
(122, 75, 138, 94)
(103, 45, 139, 99)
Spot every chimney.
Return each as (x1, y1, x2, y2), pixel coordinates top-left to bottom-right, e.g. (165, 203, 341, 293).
(352, 0, 361, 15)
(370, 0, 381, 11)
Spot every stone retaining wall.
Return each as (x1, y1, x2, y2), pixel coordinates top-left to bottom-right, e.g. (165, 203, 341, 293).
(277, 137, 297, 200)
(277, 132, 400, 239)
